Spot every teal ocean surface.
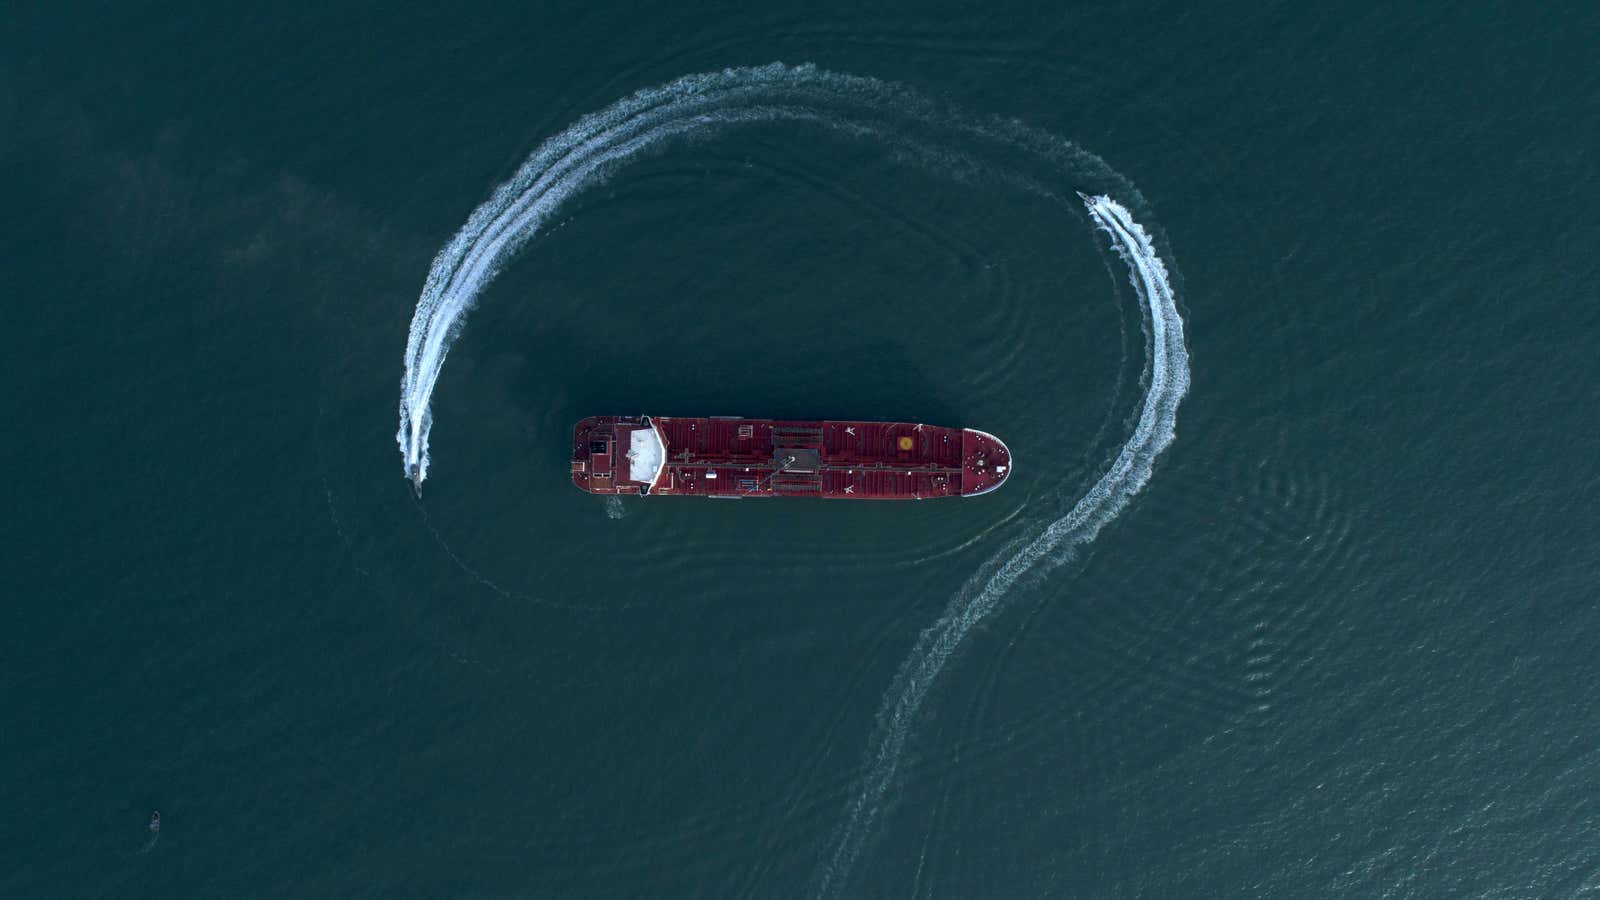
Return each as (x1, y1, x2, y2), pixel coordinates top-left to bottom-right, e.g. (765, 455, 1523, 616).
(5, 3, 1598, 897)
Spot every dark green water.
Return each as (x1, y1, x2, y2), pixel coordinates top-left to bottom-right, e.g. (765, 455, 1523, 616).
(5, 3, 1599, 897)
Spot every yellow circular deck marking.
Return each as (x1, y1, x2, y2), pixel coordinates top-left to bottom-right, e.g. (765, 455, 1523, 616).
(897, 436, 914, 451)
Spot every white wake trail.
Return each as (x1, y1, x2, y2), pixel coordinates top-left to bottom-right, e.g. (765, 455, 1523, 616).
(393, 64, 1190, 897)
(396, 64, 1102, 485)
(397, 64, 923, 485)
(812, 193, 1189, 897)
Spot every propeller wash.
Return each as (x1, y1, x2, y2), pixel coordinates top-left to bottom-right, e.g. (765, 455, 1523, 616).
(394, 63, 1190, 896)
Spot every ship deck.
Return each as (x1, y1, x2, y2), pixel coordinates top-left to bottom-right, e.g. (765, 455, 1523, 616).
(571, 416, 1010, 499)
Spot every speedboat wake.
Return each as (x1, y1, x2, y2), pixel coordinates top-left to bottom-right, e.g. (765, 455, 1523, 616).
(392, 63, 1189, 898)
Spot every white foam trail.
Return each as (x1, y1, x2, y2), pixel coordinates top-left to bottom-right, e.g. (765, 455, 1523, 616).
(394, 64, 1189, 896)
(811, 194, 1188, 897)
(398, 64, 925, 484)
(397, 64, 1110, 484)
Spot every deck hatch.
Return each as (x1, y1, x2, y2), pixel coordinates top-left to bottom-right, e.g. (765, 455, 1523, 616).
(774, 447, 822, 473)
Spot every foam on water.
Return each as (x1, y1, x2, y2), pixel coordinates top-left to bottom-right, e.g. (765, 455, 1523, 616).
(392, 64, 1189, 897)
(397, 64, 1102, 483)
(398, 65, 904, 482)
(812, 194, 1188, 896)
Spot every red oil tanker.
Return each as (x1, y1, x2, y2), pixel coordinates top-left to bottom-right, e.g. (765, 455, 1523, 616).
(571, 416, 1010, 500)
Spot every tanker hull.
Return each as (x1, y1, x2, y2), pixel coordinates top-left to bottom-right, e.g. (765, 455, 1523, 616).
(571, 416, 1010, 499)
